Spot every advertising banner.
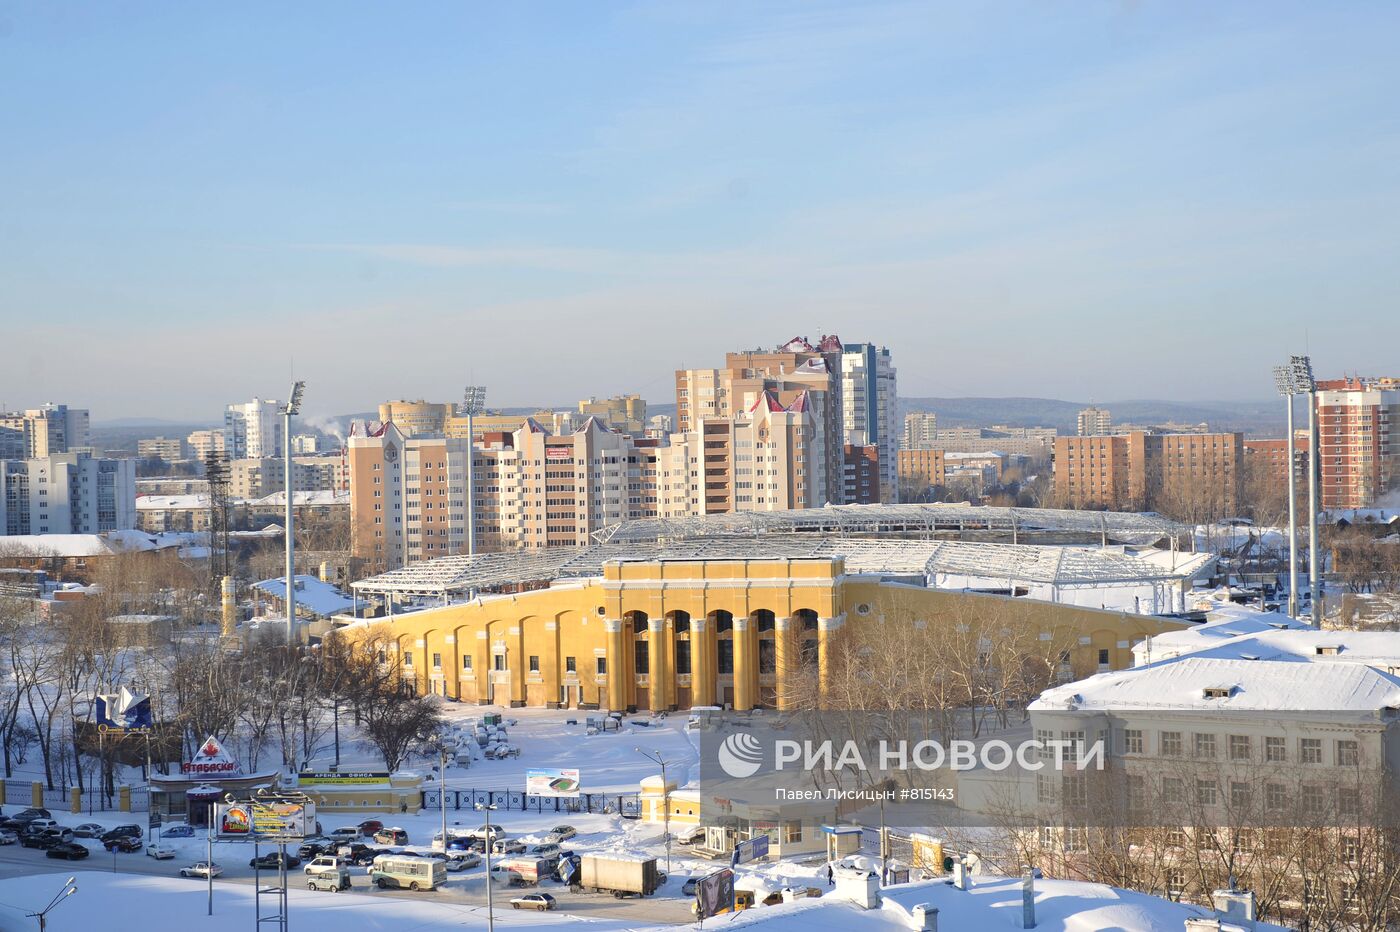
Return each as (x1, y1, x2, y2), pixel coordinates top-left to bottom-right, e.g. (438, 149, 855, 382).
(525, 768, 581, 798)
(696, 868, 735, 919)
(731, 834, 770, 865)
(95, 687, 153, 732)
(215, 798, 316, 840)
(297, 771, 389, 786)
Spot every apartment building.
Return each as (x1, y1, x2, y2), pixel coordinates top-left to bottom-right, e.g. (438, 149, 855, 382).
(577, 394, 647, 436)
(676, 334, 896, 504)
(924, 426, 1057, 457)
(1054, 431, 1243, 516)
(897, 449, 946, 492)
(902, 411, 938, 449)
(137, 437, 187, 461)
(186, 429, 226, 462)
(377, 399, 569, 440)
(349, 417, 662, 570)
(0, 404, 90, 459)
(1314, 377, 1400, 509)
(229, 454, 347, 499)
(659, 391, 826, 517)
(223, 397, 283, 459)
(1242, 436, 1308, 487)
(291, 434, 322, 454)
(0, 452, 137, 535)
(1077, 406, 1112, 437)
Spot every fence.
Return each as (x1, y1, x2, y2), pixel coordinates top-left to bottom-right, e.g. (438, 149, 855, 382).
(2, 778, 149, 813)
(421, 787, 640, 816)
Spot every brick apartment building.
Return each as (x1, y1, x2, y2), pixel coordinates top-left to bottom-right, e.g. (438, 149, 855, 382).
(1054, 431, 1244, 517)
(1314, 377, 1400, 509)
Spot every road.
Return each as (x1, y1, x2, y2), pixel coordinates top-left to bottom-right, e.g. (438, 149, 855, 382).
(0, 843, 694, 924)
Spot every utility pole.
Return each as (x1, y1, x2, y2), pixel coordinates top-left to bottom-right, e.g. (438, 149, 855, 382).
(636, 748, 672, 874)
(26, 877, 77, 932)
(284, 381, 306, 645)
(476, 802, 498, 932)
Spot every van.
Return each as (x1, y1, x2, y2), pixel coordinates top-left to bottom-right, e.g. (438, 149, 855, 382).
(369, 855, 447, 891)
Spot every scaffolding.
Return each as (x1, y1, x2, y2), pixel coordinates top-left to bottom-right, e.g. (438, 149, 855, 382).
(591, 502, 1184, 546)
(351, 536, 1210, 601)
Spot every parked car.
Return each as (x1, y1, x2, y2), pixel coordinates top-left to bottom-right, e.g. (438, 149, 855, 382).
(250, 852, 302, 870)
(46, 842, 89, 861)
(146, 843, 176, 860)
(445, 851, 481, 870)
(104, 836, 142, 853)
(676, 826, 706, 846)
(102, 824, 143, 843)
(683, 876, 700, 896)
(446, 837, 483, 855)
(327, 826, 361, 843)
(335, 843, 377, 866)
(161, 824, 196, 838)
(357, 819, 384, 837)
(24, 819, 59, 836)
(298, 837, 334, 859)
(374, 827, 408, 846)
(510, 893, 556, 911)
(545, 825, 577, 842)
(0, 830, 17, 846)
(492, 838, 526, 855)
(180, 862, 223, 879)
(21, 831, 61, 850)
(528, 843, 561, 859)
(0, 808, 50, 830)
(72, 823, 105, 839)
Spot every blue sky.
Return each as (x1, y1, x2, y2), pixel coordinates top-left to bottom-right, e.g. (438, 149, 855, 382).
(2, 2, 1397, 420)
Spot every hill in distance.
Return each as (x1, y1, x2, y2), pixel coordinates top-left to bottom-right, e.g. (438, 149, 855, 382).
(900, 397, 1283, 436)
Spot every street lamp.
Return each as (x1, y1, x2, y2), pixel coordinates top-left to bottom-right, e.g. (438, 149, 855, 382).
(430, 735, 452, 868)
(475, 802, 499, 932)
(26, 877, 77, 932)
(462, 386, 486, 557)
(284, 381, 306, 645)
(635, 747, 672, 874)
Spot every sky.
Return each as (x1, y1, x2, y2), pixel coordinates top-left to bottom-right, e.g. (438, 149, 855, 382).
(1, 2, 1398, 422)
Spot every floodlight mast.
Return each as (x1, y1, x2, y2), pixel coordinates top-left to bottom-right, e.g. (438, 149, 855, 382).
(1273, 366, 1301, 619)
(462, 386, 486, 558)
(1291, 356, 1321, 626)
(285, 381, 306, 645)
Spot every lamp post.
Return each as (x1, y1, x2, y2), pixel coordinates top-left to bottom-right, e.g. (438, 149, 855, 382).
(635, 747, 671, 874)
(284, 381, 306, 645)
(26, 877, 77, 932)
(1273, 365, 1302, 619)
(475, 802, 498, 932)
(431, 735, 451, 861)
(1291, 355, 1321, 627)
(462, 386, 486, 558)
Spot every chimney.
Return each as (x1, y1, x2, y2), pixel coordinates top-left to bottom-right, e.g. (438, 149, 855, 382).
(319, 560, 331, 583)
(1211, 888, 1256, 929)
(951, 858, 969, 891)
(1021, 867, 1036, 928)
(1185, 920, 1221, 932)
(911, 904, 938, 932)
(220, 576, 237, 637)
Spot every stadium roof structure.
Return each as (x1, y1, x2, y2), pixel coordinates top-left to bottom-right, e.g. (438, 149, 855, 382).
(591, 502, 1185, 546)
(352, 536, 1209, 599)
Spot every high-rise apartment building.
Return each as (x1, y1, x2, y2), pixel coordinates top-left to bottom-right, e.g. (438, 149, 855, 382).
(291, 434, 322, 454)
(1077, 406, 1112, 437)
(1054, 431, 1244, 516)
(0, 452, 137, 536)
(0, 404, 91, 459)
(186, 429, 226, 462)
(349, 417, 662, 570)
(838, 342, 899, 501)
(224, 398, 284, 459)
(138, 437, 187, 461)
(902, 412, 938, 449)
(1314, 377, 1400, 508)
(577, 394, 647, 436)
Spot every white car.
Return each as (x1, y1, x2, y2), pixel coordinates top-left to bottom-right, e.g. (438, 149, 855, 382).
(544, 825, 576, 842)
(0, 829, 17, 845)
(180, 861, 223, 878)
(327, 827, 361, 842)
(146, 843, 176, 860)
(444, 854, 478, 872)
(510, 893, 556, 911)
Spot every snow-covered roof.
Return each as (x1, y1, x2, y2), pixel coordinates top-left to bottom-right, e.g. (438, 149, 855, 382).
(353, 538, 1208, 597)
(136, 494, 210, 510)
(1033, 656, 1400, 712)
(136, 491, 347, 509)
(1134, 606, 1305, 661)
(726, 874, 1281, 932)
(0, 530, 185, 557)
(249, 490, 349, 508)
(253, 575, 356, 617)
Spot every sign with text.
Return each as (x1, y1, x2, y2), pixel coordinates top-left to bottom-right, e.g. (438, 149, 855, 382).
(181, 735, 240, 776)
(297, 771, 390, 786)
(215, 798, 315, 840)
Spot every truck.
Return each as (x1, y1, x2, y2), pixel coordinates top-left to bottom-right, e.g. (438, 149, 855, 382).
(496, 856, 551, 886)
(574, 854, 661, 897)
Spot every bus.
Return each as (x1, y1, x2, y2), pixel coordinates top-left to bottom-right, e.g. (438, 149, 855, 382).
(369, 855, 446, 891)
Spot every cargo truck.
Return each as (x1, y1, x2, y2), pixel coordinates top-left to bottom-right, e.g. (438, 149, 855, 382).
(574, 854, 660, 897)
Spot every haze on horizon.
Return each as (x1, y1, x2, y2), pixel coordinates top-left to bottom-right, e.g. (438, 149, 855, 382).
(2, 2, 1398, 422)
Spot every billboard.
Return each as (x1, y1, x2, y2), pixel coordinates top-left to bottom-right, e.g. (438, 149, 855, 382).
(731, 834, 770, 865)
(215, 798, 316, 840)
(696, 868, 735, 919)
(95, 687, 153, 732)
(525, 768, 580, 798)
(181, 735, 241, 776)
(297, 771, 389, 786)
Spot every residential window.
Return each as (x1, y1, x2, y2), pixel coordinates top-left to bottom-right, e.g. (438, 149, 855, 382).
(1265, 783, 1286, 811)
(1126, 774, 1146, 809)
(1337, 739, 1359, 767)
(494, 653, 505, 671)
(1300, 738, 1322, 764)
(1300, 784, 1325, 814)
(1162, 777, 1185, 805)
(1265, 736, 1286, 762)
(635, 641, 649, 675)
(432, 652, 441, 668)
(1161, 731, 1182, 757)
(1228, 735, 1251, 761)
(1229, 781, 1251, 810)
(1165, 868, 1186, 899)
(462, 656, 472, 670)
(403, 652, 413, 667)
(1196, 779, 1218, 807)
(529, 655, 540, 673)
(1122, 729, 1143, 755)
(1194, 733, 1217, 759)
(758, 640, 776, 674)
